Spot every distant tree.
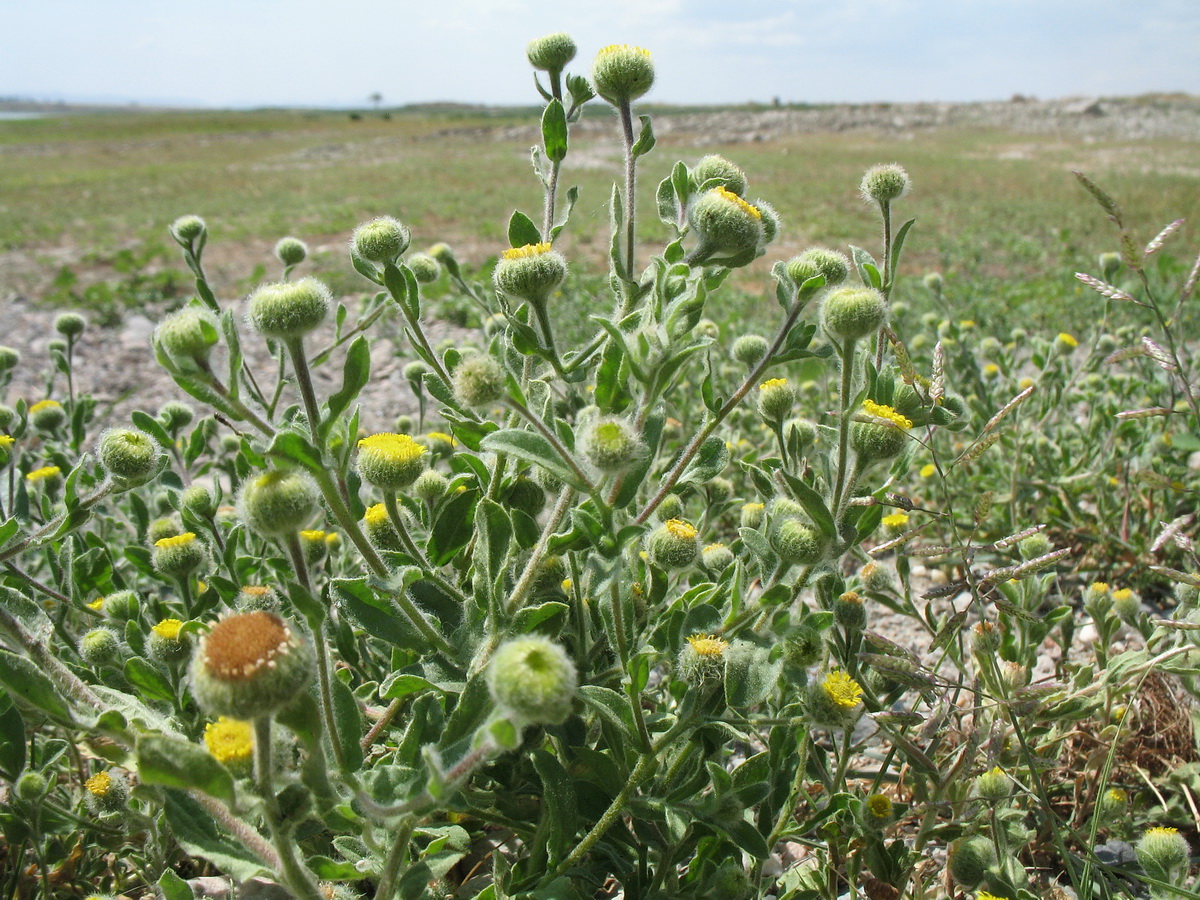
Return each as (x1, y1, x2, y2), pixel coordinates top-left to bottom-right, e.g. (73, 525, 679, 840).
(369, 92, 383, 111)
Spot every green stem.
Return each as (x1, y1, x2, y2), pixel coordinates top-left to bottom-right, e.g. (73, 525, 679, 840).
(373, 817, 417, 900)
(506, 485, 575, 615)
(254, 718, 324, 900)
(504, 397, 604, 508)
(609, 575, 652, 753)
(831, 337, 858, 519)
(618, 100, 638, 308)
(0, 480, 116, 564)
(382, 491, 468, 606)
(284, 337, 323, 445)
(311, 468, 388, 576)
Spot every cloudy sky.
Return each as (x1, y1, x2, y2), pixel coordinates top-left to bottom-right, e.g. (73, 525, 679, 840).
(3, 0, 1198, 108)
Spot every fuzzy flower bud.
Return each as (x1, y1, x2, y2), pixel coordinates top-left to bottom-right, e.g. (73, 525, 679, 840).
(452, 354, 506, 408)
(246, 278, 330, 339)
(181, 484, 217, 519)
(356, 433, 428, 490)
(678, 633, 728, 685)
(527, 32, 577, 72)
(579, 416, 644, 473)
(351, 216, 410, 264)
(948, 835, 997, 889)
(806, 669, 865, 728)
(786, 247, 850, 294)
(363, 503, 403, 551)
(407, 253, 441, 284)
(97, 427, 161, 484)
(1112, 587, 1141, 624)
(79, 627, 123, 668)
(701, 542, 735, 572)
(84, 769, 129, 815)
(191, 611, 315, 720)
(1054, 332, 1079, 355)
(691, 155, 748, 196)
(774, 519, 826, 566)
(0, 348, 19, 373)
(147, 618, 191, 663)
(592, 44, 655, 105)
(1018, 532, 1052, 560)
(851, 400, 912, 461)
(657, 493, 684, 522)
(487, 636, 577, 726)
(860, 163, 911, 204)
(413, 469, 450, 504)
(15, 771, 47, 801)
(29, 399, 66, 432)
(646, 518, 700, 569)
(237, 470, 319, 537)
(861, 793, 895, 829)
(689, 187, 764, 259)
(54, 312, 87, 339)
(274, 236, 308, 267)
(971, 621, 1002, 656)
(156, 307, 220, 371)
(974, 766, 1012, 802)
(757, 378, 795, 423)
(502, 475, 545, 517)
(170, 214, 207, 244)
(785, 624, 824, 669)
(493, 243, 567, 305)
(731, 334, 769, 368)
(834, 591, 866, 631)
(1136, 827, 1190, 885)
(740, 502, 764, 529)
(152, 532, 207, 578)
(821, 287, 887, 342)
(159, 401, 195, 431)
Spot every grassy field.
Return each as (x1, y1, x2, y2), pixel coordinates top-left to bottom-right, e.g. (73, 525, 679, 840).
(1, 104, 1197, 335)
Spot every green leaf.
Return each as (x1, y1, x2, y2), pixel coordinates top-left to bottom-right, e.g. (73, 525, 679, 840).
(267, 430, 324, 473)
(163, 789, 268, 882)
(334, 578, 426, 651)
(780, 473, 836, 541)
(381, 673, 444, 700)
(0, 651, 72, 721)
(331, 676, 365, 771)
(656, 174, 679, 227)
(511, 601, 569, 635)
(157, 869, 195, 900)
(541, 99, 568, 163)
(508, 210, 542, 249)
(0, 699, 26, 777)
(577, 685, 638, 745)
(130, 410, 174, 449)
(549, 185, 580, 242)
(632, 114, 656, 158)
(0, 517, 20, 551)
(849, 245, 881, 289)
(473, 499, 512, 607)
(679, 435, 730, 486)
(123, 657, 176, 704)
(717, 817, 771, 860)
(888, 217, 916, 283)
(532, 750, 578, 866)
(427, 487, 478, 566)
(326, 335, 371, 424)
(481, 429, 584, 492)
(137, 734, 235, 806)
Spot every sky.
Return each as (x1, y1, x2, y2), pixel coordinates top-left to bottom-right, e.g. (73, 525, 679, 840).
(2, 0, 1198, 108)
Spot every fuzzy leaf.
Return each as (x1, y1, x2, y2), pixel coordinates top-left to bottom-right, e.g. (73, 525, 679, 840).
(137, 734, 235, 805)
(508, 210, 542, 249)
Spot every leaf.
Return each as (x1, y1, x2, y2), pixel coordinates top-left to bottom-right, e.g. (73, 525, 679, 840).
(888, 217, 916, 283)
(679, 435, 730, 486)
(163, 789, 268, 882)
(326, 335, 371, 424)
(532, 750, 578, 866)
(123, 657, 176, 704)
(541, 99, 568, 163)
(333, 578, 426, 651)
(267, 430, 324, 474)
(0, 651, 72, 721)
(381, 673, 444, 700)
(427, 487, 478, 566)
(473, 499, 512, 606)
(717, 817, 771, 860)
(508, 210, 542, 249)
(157, 869, 195, 900)
(632, 115, 656, 158)
(657, 174, 679, 227)
(331, 676, 365, 771)
(780, 473, 836, 541)
(511, 601, 569, 635)
(0, 699, 26, 777)
(849, 245, 881, 289)
(130, 410, 174, 449)
(577, 685, 638, 745)
(481, 429, 584, 492)
(137, 734, 235, 805)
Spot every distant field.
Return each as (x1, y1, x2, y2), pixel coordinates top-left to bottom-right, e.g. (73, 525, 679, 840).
(1, 103, 1197, 334)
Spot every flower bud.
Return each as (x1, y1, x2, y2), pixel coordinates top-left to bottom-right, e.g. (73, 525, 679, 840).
(0, 347, 20, 373)
(191, 611, 315, 720)
(84, 769, 129, 815)
(1099, 251, 1121, 280)
(79, 627, 123, 667)
(1054, 332, 1079, 355)
(1112, 587, 1141, 624)
(971, 621, 1002, 656)
(705, 476, 733, 502)
(657, 493, 684, 522)
(783, 417, 818, 450)
(1136, 827, 1190, 884)
(363, 503, 403, 551)
(646, 519, 700, 569)
(155, 307, 220, 369)
(452, 354, 506, 408)
(861, 793, 895, 829)
(236, 585, 280, 612)
(299, 529, 330, 566)
(860, 163, 910, 204)
(170, 214, 207, 244)
(413, 469, 450, 504)
(238, 470, 320, 537)
(678, 633, 728, 685)
(689, 187, 764, 259)
(407, 253, 441, 284)
(526, 32, 577, 72)
(731, 334, 769, 368)
(592, 44, 655, 105)
(427, 242, 461, 279)
(757, 377, 795, 423)
(159, 401, 195, 432)
(691, 155, 748, 196)
(1098, 786, 1128, 821)
(834, 591, 866, 631)
(786, 248, 850, 293)
(851, 400, 912, 461)
(701, 542, 734, 572)
(356, 433, 428, 490)
(274, 236, 308, 267)
(54, 312, 86, 339)
(246, 278, 331, 339)
(181, 484, 217, 519)
(740, 502, 765, 529)
(98, 427, 161, 484)
(148, 514, 184, 544)
(974, 766, 1011, 802)
(102, 590, 139, 621)
(152, 532, 207, 578)
(948, 835, 997, 889)
(29, 399, 66, 432)
(579, 416, 644, 473)
(785, 624, 824, 669)
(502, 475, 545, 517)
(774, 519, 826, 566)
(807, 669, 864, 728)
(923, 271, 944, 294)
(493, 243, 567, 305)
(859, 561, 893, 594)
(821, 287, 887, 342)
(487, 636, 577, 726)
(351, 216, 411, 264)
(15, 771, 47, 801)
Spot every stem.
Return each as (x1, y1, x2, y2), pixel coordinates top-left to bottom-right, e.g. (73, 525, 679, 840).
(0, 480, 116, 564)
(504, 398, 603, 506)
(382, 492, 468, 606)
(618, 100, 638, 305)
(373, 817, 417, 900)
(190, 791, 280, 869)
(311, 468, 388, 576)
(506, 486, 575, 614)
(608, 576, 653, 753)
(284, 337, 323, 446)
(874, 199, 893, 371)
(253, 718, 324, 900)
(831, 338, 858, 519)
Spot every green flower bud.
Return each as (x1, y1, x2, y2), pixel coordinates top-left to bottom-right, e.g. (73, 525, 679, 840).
(646, 519, 700, 569)
(678, 633, 728, 685)
(704, 862, 752, 900)
(97, 427, 161, 484)
(356, 432, 428, 490)
(526, 32, 577, 72)
(0, 406, 14, 430)
(657, 493, 684, 522)
(740, 502, 764, 529)
(1097, 787, 1128, 821)
(158, 401, 195, 432)
(191, 611, 315, 720)
(834, 591, 866, 631)
(785, 624, 824, 669)
(236, 585, 281, 612)
(427, 242, 461, 279)
(695, 318, 720, 339)
(974, 766, 1011, 803)
(851, 422, 907, 461)
(502, 475, 545, 517)
(363, 503, 403, 551)
(592, 44, 655, 105)
(351, 216, 410, 264)
(29, 399, 66, 432)
(1112, 587, 1141, 624)
(579, 416, 644, 473)
(806, 669, 864, 728)
(220, 434, 241, 454)
(299, 529, 331, 566)
(0, 348, 20, 373)
(152, 532, 208, 578)
(238, 470, 320, 537)
(274, 236, 308, 266)
(821, 287, 887, 342)
(493, 243, 567, 304)
(47, 338, 67, 355)
(246, 278, 330, 339)
(79, 627, 123, 667)
(393, 414, 415, 435)
(452, 354, 506, 408)
(204, 716, 255, 778)
(487, 636, 577, 726)
(731, 334, 769, 368)
(774, 519, 826, 566)
(181, 484, 217, 519)
(407, 252, 441, 284)
(413, 469, 450, 504)
(691, 154, 748, 196)
(101, 590, 139, 621)
(155, 307, 220, 369)
(531, 554, 568, 594)
(170, 214, 207, 244)
(768, 497, 805, 523)
(923, 271, 944, 293)
(705, 476, 733, 502)
(84, 769, 129, 815)
(753, 200, 779, 244)
(786, 247, 850, 293)
(689, 187, 765, 259)
(421, 431, 456, 459)
(148, 514, 184, 544)
(971, 621, 1002, 657)
(948, 835, 996, 889)
(1054, 332, 1079, 355)
(1137, 827, 1191, 884)
(701, 542, 734, 572)
(860, 163, 911, 204)
(15, 771, 47, 801)
(783, 417, 818, 450)
(757, 377, 795, 423)
(1099, 251, 1121, 280)
(54, 312, 86, 339)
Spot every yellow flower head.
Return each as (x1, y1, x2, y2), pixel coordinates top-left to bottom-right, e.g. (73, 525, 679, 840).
(743, 502, 764, 512)
(983, 363, 1000, 377)
(1107, 787, 1128, 803)
(502, 242, 553, 260)
(919, 463, 936, 478)
(299, 529, 327, 542)
(822, 670, 864, 709)
(28, 400, 62, 415)
(881, 512, 910, 529)
(85, 771, 112, 797)
(977, 893, 1008, 900)
(703, 542, 726, 554)
(204, 716, 254, 765)
(1146, 826, 1179, 836)
(425, 431, 456, 448)
(152, 618, 184, 641)
(665, 518, 697, 540)
(154, 532, 197, 549)
(1089, 581, 1110, 595)
(862, 399, 913, 430)
(1057, 332, 1079, 348)
(358, 432, 426, 464)
(1112, 588, 1132, 602)
(363, 503, 389, 526)
(686, 633, 728, 657)
(1018, 377, 1035, 391)
(711, 185, 761, 219)
(866, 793, 893, 819)
(87, 597, 105, 612)
(25, 465, 61, 483)
(759, 377, 788, 391)
(0, 435, 13, 447)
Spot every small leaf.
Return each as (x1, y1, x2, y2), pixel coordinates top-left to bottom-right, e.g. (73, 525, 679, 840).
(541, 99, 568, 163)
(137, 734, 235, 805)
(481, 429, 584, 492)
(163, 789, 268, 882)
(124, 657, 176, 704)
(130, 410, 174, 449)
(632, 115, 656, 158)
(326, 335, 371, 424)
(508, 211, 542, 249)
(0, 651, 72, 721)
(157, 870, 195, 900)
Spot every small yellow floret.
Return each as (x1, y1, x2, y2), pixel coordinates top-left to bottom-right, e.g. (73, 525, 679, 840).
(977, 893, 1007, 900)
(1112, 588, 1132, 602)
(866, 793, 893, 818)
(1146, 826, 1179, 836)
(363, 503, 389, 526)
(665, 519, 697, 540)
(85, 771, 112, 797)
(1057, 332, 1079, 348)
(0, 435, 13, 447)
(29, 400, 62, 414)
(687, 633, 728, 657)
(152, 618, 184, 641)
(759, 378, 788, 391)
(502, 242, 553, 260)
(743, 502, 764, 512)
(87, 597, 105, 611)
(882, 512, 910, 529)
(598, 44, 651, 58)
(862, 400, 913, 430)
(822, 670, 864, 709)
(920, 463, 936, 478)
(26, 465, 61, 483)
(300, 529, 327, 542)
(703, 542, 726, 553)
(711, 185, 761, 219)
(1090, 581, 1110, 594)
(204, 716, 254, 764)
(358, 432, 427, 463)
(155, 532, 197, 549)
(959, 320, 976, 328)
